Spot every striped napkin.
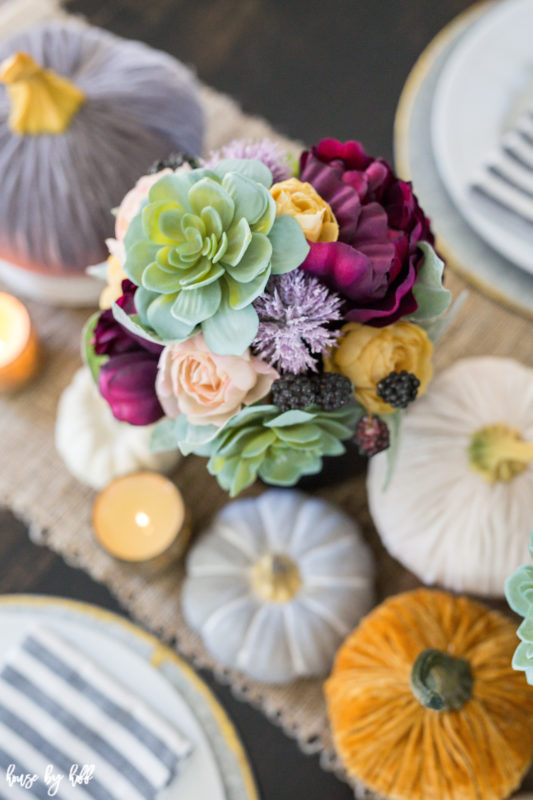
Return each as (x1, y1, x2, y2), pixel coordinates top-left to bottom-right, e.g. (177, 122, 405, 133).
(0, 628, 192, 799)
(471, 110, 533, 230)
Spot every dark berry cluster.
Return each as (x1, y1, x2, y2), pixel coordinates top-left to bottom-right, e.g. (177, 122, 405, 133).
(147, 152, 199, 174)
(377, 370, 420, 409)
(353, 415, 390, 457)
(272, 373, 353, 412)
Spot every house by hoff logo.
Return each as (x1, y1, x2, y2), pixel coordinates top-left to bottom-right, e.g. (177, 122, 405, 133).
(5, 763, 95, 796)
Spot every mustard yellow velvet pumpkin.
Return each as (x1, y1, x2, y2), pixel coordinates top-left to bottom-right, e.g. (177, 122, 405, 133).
(326, 589, 533, 800)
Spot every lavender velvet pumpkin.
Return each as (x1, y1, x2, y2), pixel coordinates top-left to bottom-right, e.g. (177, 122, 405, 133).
(0, 20, 204, 302)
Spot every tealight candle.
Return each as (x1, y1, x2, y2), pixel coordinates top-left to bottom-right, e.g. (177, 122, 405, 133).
(0, 292, 38, 392)
(92, 472, 190, 565)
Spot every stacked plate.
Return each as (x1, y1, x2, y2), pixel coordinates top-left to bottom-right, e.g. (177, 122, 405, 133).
(0, 597, 258, 800)
(395, 0, 533, 316)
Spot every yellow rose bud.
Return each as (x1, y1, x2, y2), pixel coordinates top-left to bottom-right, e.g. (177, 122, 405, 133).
(325, 321, 433, 414)
(99, 255, 127, 310)
(270, 178, 338, 243)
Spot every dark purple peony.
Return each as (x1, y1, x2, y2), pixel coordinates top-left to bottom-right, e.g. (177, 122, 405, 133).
(92, 280, 164, 425)
(299, 139, 434, 326)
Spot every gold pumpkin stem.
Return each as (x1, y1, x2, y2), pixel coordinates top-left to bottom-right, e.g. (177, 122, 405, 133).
(410, 648, 473, 712)
(0, 52, 85, 135)
(469, 423, 533, 483)
(251, 553, 302, 604)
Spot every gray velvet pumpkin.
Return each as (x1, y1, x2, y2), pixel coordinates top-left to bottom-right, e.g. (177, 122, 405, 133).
(0, 20, 204, 303)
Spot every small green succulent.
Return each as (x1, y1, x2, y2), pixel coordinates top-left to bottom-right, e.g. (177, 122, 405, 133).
(121, 159, 309, 355)
(505, 531, 533, 684)
(199, 404, 360, 497)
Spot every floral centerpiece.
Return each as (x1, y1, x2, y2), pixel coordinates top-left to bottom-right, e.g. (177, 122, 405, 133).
(83, 138, 452, 496)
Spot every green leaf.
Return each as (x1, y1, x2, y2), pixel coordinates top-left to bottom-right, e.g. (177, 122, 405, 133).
(171, 281, 222, 326)
(202, 290, 259, 355)
(146, 294, 197, 341)
(223, 217, 252, 267)
(224, 266, 270, 310)
(173, 415, 221, 456)
(142, 262, 181, 294)
(410, 243, 451, 322)
(268, 214, 310, 274)
(417, 291, 468, 344)
(512, 641, 533, 671)
(518, 613, 533, 642)
(188, 178, 235, 230)
(381, 410, 403, 490)
(273, 423, 322, 444)
(222, 172, 269, 226)
(81, 312, 108, 383)
(111, 301, 171, 347)
(266, 409, 316, 427)
(86, 262, 109, 281)
(212, 158, 273, 189)
(251, 191, 276, 235)
(259, 450, 311, 486)
(225, 233, 272, 282)
(123, 241, 159, 285)
(505, 565, 533, 616)
(150, 418, 181, 452)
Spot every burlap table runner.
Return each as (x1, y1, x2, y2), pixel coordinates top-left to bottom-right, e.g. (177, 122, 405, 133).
(1, 9, 533, 796)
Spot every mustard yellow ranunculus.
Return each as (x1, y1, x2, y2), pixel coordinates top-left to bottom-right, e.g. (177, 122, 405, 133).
(325, 321, 433, 414)
(270, 178, 338, 243)
(99, 255, 127, 310)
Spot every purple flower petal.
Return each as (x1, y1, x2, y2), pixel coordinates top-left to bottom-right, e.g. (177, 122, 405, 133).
(99, 352, 163, 426)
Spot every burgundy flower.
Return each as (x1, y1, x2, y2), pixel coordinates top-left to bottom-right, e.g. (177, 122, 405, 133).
(99, 352, 164, 426)
(92, 280, 164, 425)
(299, 138, 434, 326)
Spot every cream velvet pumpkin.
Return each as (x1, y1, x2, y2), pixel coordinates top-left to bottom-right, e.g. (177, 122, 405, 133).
(55, 367, 179, 489)
(182, 490, 375, 684)
(367, 357, 533, 597)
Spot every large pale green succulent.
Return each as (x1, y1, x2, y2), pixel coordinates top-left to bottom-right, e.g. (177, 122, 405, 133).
(121, 159, 309, 355)
(199, 404, 360, 496)
(505, 531, 533, 684)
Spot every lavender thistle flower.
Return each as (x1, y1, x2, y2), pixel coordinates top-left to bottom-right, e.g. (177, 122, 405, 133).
(202, 138, 293, 183)
(253, 271, 343, 374)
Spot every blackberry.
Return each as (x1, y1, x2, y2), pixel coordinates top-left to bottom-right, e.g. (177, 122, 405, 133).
(272, 374, 318, 411)
(354, 415, 390, 457)
(147, 152, 199, 174)
(377, 370, 420, 409)
(315, 373, 353, 411)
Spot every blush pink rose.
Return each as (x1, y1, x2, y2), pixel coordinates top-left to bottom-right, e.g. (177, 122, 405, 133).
(156, 334, 278, 427)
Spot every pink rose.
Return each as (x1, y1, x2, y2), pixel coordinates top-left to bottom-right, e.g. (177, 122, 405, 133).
(156, 334, 278, 427)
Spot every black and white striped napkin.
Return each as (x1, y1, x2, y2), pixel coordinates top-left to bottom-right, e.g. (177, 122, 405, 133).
(0, 628, 192, 799)
(471, 110, 533, 230)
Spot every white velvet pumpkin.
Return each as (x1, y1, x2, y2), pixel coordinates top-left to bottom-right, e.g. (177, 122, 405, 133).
(367, 357, 533, 597)
(182, 490, 374, 684)
(55, 367, 179, 489)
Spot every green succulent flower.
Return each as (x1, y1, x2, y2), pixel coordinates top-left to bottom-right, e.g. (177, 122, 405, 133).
(505, 531, 533, 683)
(199, 404, 361, 497)
(122, 158, 309, 355)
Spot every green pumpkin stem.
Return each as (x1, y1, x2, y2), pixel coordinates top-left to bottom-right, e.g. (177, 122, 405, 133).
(410, 648, 473, 711)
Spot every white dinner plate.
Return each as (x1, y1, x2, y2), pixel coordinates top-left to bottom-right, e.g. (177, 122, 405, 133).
(0, 596, 258, 800)
(432, 0, 533, 273)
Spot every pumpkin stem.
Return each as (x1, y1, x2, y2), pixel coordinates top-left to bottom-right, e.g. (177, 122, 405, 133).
(469, 423, 533, 483)
(0, 52, 85, 135)
(251, 553, 302, 604)
(410, 648, 473, 711)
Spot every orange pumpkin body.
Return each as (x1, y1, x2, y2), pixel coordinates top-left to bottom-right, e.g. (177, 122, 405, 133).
(326, 589, 533, 800)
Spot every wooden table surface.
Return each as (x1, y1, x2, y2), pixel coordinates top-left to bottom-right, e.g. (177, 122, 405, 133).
(1, 1, 479, 798)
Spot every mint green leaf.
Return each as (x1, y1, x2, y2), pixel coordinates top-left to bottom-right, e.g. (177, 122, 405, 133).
(202, 291, 259, 355)
(266, 409, 316, 427)
(188, 178, 235, 230)
(173, 414, 221, 456)
(505, 565, 533, 616)
(226, 233, 272, 283)
(81, 312, 108, 383)
(150, 418, 181, 452)
(142, 262, 181, 294)
(123, 241, 159, 285)
(222, 172, 269, 226)
(224, 266, 270, 310)
(410, 243, 451, 322)
(518, 614, 533, 642)
(268, 214, 310, 274)
(86, 262, 109, 281)
(273, 423, 321, 444)
(146, 293, 197, 341)
(512, 642, 533, 671)
(112, 301, 171, 347)
(212, 158, 273, 189)
(251, 191, 276, 235)
(223, 217, 252, 267)
(171, 281, 222, 326)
